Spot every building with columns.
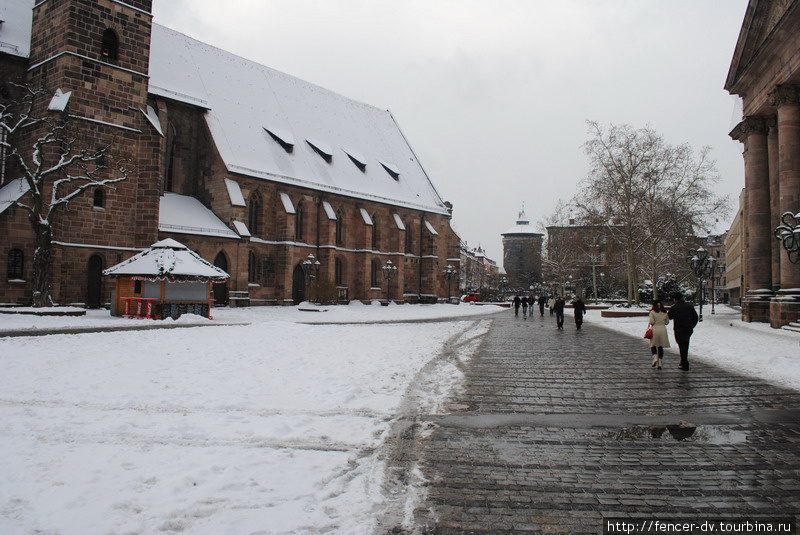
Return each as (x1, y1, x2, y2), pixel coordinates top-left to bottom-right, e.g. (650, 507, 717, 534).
(0, 0, 459, 308)
(725, 0, 800, 328)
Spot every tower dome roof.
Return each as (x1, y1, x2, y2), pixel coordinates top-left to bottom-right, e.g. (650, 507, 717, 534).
(501, 206, 542, 236)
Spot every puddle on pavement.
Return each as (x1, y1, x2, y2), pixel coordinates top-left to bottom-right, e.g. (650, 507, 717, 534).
(603, 424, 748, 444)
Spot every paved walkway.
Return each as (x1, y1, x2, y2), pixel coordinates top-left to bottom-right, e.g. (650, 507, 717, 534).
(406, 310, 800, 534)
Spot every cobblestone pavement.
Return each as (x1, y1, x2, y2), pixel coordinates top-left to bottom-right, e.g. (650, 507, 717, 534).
(403, 311, 800, 534)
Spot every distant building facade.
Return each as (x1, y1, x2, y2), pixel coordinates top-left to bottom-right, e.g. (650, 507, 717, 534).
(545, 218, 625, 298)
(0, 0, 460, 307)
(724, 190, 746, 306)
(501, 208, 543, 292)
(726, 0, 800, 327)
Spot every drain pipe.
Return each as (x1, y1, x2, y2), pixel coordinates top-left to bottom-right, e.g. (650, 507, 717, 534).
(419, 212, 424, 302)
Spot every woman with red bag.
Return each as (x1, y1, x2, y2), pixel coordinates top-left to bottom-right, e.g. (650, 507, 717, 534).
(648, 300, 670, 369)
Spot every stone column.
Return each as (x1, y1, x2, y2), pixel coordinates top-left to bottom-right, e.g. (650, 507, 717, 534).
(769, 85, 800, 327)
(767, 117, 781, 292)
(731, 116, 773, 322)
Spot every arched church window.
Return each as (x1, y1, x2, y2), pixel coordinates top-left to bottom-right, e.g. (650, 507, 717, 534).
(7, 249, 24, 280)
(248, 194, 262, 237)
(371, 260, 380, 288)
(335, 209, 344, 246)
(101, 29, 119, 61)
(93, 188, 104, 208)
(295, 201, 305, 241)
(335, 257, 343, 286)
(164, 123, 177, 192)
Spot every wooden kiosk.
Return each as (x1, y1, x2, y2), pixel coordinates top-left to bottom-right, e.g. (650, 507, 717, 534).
(104, 239, 229, 319)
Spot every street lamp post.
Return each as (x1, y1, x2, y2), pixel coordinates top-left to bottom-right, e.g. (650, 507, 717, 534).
(301, 254, 321, 303)
(500, 276, 508, 302)
(711, 262, 725, 313)
(443, 264, 457, 303)
(382, 260, 397, 303)
(687, 247, 715, 322)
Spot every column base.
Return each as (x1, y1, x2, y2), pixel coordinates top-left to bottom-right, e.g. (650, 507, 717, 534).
(770, 292, 800, 328)
(742, 290, 773, 323)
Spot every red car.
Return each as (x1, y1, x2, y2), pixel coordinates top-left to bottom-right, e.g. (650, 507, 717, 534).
(462, 294, 480, 302)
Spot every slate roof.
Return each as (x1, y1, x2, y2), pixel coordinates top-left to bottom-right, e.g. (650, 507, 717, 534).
(148, 24, 450, 215)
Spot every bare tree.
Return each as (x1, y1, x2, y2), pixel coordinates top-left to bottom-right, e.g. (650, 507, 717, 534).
(1, 85, 131, 307)
(541, 200, 581, 296)
(577, 121, 728, 304)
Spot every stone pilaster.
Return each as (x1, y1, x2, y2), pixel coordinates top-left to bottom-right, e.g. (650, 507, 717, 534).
(768, 85, 800, 326)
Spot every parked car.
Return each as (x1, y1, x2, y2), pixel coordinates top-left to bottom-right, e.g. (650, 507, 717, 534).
(462, 294, 480, 302)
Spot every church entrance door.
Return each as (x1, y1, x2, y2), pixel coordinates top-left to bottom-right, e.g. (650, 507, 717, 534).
(87, 255, 103, 309)
(292, 264, 305, 304)
(213, 252, 228, 306)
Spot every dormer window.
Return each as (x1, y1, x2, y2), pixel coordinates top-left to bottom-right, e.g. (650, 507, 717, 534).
(306, 139, 333, 163)
(264, 127, 294, 153)
(101, 29, 119, 61)
(343, 148, 366, 172)
(379, 161, 400, 180)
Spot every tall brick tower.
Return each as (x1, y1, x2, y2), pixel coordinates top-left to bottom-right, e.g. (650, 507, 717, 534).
(502, 206, 544, 292)
(24, 0, 161, 304)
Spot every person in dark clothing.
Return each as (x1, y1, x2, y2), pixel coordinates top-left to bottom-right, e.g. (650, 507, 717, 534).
(521, 295, 529, 319)
(667, 292, 698, 370)
(553, 296, 565, 329)
(513, 295, 521, 317)
(573, 296, 587, 330)
(539, 295, 546, 316)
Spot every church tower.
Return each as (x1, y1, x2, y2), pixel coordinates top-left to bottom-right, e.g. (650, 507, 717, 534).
(501, 206, 544, 292)
(23, 0, 161, 304)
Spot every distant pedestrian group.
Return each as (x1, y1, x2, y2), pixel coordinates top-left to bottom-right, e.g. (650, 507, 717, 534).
(515, 293, 587, 331)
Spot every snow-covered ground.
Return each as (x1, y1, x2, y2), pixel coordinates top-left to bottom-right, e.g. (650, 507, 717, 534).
(0, 302, 798, 535)
(0, 303, 503, 535)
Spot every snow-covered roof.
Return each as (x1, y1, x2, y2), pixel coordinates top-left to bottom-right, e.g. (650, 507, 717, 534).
(159, 193, 239, 239)
(501, 209, 542, 236)
(0, 178, 29, 215)
(148, 24, 450, 215)
(103, 238, 229, 280)
(0, 1, 32, 58)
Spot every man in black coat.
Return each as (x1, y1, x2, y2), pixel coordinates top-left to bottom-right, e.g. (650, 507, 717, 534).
(513, 295, 521, 317)
(667, 292, 699, 370)
(538, 295, 546, 317)
(573, 296, 587, 330)
(553, 296, 566, 329)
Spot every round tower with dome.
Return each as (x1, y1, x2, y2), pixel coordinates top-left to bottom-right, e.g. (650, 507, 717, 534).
(501, 205, 544, 291)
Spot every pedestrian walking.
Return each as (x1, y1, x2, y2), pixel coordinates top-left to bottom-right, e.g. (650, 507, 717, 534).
(553, 296, 565, 329)
(539, 295, 546, 317)
(548, 296, 556, 316)
(647, 300, 670, 369)
(513, 295, 521, 317)
(573, 296, 587, 330)
(667, 292, 698, 370)
(521, 295, 529, 319)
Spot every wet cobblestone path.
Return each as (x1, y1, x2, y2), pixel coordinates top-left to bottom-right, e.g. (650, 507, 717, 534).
(407, 311, 800, 534)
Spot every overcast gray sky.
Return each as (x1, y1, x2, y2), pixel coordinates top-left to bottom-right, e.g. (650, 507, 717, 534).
(152, 0, 748, 263)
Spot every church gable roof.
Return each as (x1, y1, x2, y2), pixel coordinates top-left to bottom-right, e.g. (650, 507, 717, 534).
(725, 0, 798, 93)
(148, 24, 450, 216)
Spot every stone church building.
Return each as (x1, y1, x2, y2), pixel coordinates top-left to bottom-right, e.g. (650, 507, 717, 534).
(0, 0, 460, 307)
(726, 0, 800, 327)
